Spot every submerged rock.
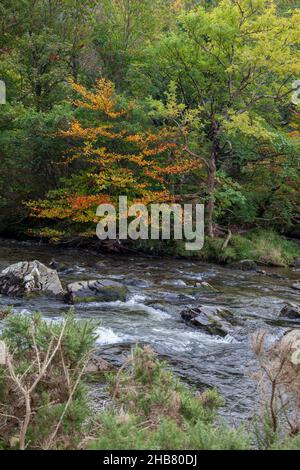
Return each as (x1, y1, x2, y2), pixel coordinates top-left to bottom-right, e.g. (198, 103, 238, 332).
(180, 305, 241, 337)
(0, 260, 63, 297)
(65, 279, 129, 304)
(257, 270, 286, 280)
(230, 260, 258, 271)
(95, 261, 106, 269)
(123, 278, 150, 288)
(279, 303, 300, 320)
(49, 259, 74, 274)
(292, 281, 300, 291)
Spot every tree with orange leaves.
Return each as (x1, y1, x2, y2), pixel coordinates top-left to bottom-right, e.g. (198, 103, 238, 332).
(28, 78, 197, 238)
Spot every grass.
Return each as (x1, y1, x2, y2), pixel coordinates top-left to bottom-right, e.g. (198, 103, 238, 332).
(198, 229, 300, 266)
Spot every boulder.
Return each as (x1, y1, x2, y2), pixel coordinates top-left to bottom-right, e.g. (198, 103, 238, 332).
(0, 260, 63, 297)
(123, 278, 150, 288)
(65, 279, 129, 304)
(290, 258, 300, 268)
(180, 305, 240, 337)
(230, 259, 258, 271)
(292, 282, 300, 291)
(279, 303, 300, 320)
(85, 354, 114, 374)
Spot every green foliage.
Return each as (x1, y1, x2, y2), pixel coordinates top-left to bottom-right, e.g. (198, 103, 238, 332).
(91, 346, 249, 450)
(251, 410, 279, 450)
(91, 0, 176, 88)
(0, 312, 98, 449)
(2, 310, 98, 364)
(0, 102, 74, 234)
(0, 319, 250, 451)
(275, 433, 300, 450)
(199, 230, 300, 266)
(143, 0, 300, 235)
(2, 318, 300, 450)
(1, 0, 300, 240)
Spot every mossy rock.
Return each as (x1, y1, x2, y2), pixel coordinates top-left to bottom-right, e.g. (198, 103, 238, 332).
(65, 279, 129, 304)
(180, 305, 242, 336)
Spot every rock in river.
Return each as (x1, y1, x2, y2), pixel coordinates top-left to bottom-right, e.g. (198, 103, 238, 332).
(180, 305, 241, 337)
(0, 260, 63, 297)
(292, 281, 300, 291)
(65, 279, 129, 304)
(279, 303, 300, 320)
(230, 259, 258, 271)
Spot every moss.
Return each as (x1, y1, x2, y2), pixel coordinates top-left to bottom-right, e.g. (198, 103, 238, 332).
(71, 285, 128, 304)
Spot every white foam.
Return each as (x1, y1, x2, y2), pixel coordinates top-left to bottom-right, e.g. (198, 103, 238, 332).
(19, 309, 32, 316)
(216, 334, 237, 344)
(81, 294, 171, 319)
(161, 279, 187, 287)
(96, 327, 127, 345)
(183, 330, 237, 344)
(149, 328, 238, 351)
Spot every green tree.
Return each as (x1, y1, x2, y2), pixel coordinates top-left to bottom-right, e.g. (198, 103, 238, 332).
(0, 0, 95, 110)
(91, 0, 179, 89)
(145, 0, 300, 236)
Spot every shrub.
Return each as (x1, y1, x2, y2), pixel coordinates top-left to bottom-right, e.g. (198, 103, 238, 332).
(90, 346, 249, 450)
(0, 312, 97, 449)
(251, 330, 300, 449)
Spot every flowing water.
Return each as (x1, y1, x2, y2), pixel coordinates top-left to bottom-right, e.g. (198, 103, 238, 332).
(1, 238, 300, 425)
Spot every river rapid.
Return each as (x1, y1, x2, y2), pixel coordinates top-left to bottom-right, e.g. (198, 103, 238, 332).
(1, 238, 300, 425)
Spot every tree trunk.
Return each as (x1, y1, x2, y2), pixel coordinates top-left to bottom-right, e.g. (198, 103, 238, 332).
(19, 393, 31, 450)
(207, 143, 217, 238)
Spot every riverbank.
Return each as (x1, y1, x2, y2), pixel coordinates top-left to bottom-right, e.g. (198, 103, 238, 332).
(4, 228, 300, 268)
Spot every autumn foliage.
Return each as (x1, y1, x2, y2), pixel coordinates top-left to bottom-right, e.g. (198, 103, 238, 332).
(29, 79, 197, 231)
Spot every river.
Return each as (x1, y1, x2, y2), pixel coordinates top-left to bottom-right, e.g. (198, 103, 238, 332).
(1, 238, 300, 425)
